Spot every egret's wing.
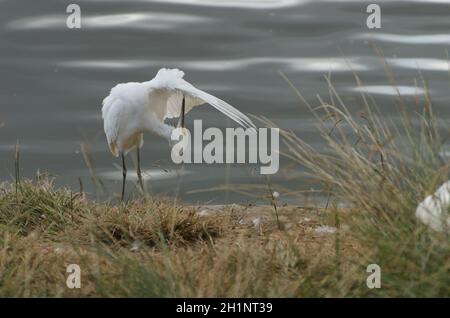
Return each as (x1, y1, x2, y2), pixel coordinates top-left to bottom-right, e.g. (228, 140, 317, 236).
(164, 89, 204, 119)
(102, 96, 125, 157)
(175, 81, 256, 129)
(102, 94, 115, 120)
(152, 68, 256, 129)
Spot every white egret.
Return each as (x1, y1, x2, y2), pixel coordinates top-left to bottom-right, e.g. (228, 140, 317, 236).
(102, 68, 255, 200)
(416, 181, 450, 233)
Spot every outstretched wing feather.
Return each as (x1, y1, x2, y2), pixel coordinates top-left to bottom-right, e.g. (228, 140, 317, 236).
(151, 68, 255, 129)
(175, 81, 256, 129)
(164, 90, 204, 119)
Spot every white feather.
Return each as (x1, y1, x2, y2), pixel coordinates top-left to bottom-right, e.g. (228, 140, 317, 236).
(150, 68, 256, 129)
(416, 181, 450, 232)
(101, 68, 256, 156)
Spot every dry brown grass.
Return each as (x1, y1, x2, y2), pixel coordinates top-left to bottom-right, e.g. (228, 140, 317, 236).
(2, 170, 446, 297)
(0, 177, 361, 297)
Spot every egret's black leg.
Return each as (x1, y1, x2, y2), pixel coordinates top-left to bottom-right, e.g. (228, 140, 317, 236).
(121, 152, 127, 201)
(181, 95, 185, 128)
(137, 147, 144, 193)
(177, 95, 186, 128)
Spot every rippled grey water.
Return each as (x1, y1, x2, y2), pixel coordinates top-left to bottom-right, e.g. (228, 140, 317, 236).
(1, 0, 450, 203)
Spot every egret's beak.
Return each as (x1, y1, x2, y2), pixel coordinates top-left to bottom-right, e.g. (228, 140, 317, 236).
(177, 95, 186, 129)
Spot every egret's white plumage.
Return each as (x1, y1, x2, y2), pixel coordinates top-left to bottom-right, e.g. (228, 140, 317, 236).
(101, 68, 255, 200)
(416, 181, 450, 232)
(102, 68, 255, 157)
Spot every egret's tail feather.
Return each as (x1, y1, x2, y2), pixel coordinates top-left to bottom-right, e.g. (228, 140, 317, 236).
(109, 141, 119, 157)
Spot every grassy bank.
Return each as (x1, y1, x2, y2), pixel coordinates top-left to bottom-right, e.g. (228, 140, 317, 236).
(0, 175, 448, 297)
(0, 177, 351, 297)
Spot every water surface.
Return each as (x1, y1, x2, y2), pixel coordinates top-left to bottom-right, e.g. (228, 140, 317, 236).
(1, 0, 450, 203)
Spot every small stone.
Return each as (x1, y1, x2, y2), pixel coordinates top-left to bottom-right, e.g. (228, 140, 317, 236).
(284, 223, 293, 230)
(314, 226, 337, 234)
(130, 241, 142, 252)
(54, 247, 64, 254)
(252, 217, 262, 228)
